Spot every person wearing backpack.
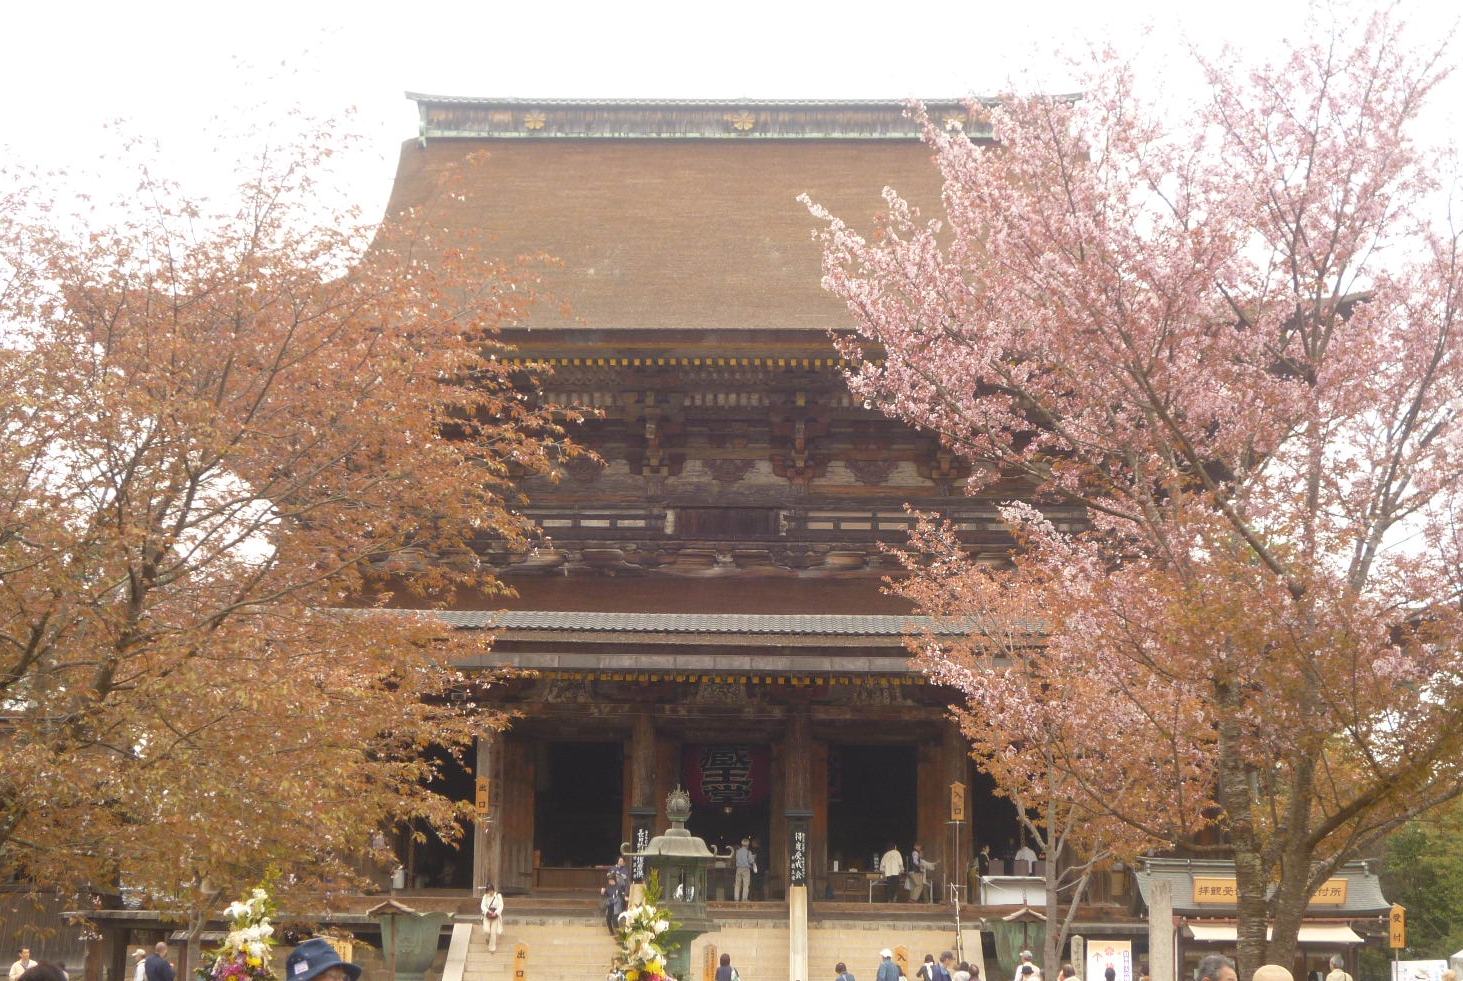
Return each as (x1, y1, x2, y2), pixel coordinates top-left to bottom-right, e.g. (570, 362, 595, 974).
(835, 962, 856, 981)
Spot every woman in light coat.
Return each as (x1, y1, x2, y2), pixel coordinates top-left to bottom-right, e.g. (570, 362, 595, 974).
(479, 883, 504, 953)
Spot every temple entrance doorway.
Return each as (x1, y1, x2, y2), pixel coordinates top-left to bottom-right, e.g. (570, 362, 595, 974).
(681, 743, 773, 900)
(402, 746, 474, 890)
(969, 765, 1021, 863)
(533, 741, 624, 870)
(827, 744, 917, 874)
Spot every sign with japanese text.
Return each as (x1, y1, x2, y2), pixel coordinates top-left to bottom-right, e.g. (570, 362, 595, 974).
(1390, 904, 1406, 948)
(1086, 940, 1133, 981)
(1192, 876, 1348, 905)
(633, 826, 651, 882)
(513, 944, 527, 979)
(703, 945, 718, 981)
(475, 777, 490, 817)
(682, 745, 770, 808)
(790, 828, 807, 885)
(950, 781, 966, 822)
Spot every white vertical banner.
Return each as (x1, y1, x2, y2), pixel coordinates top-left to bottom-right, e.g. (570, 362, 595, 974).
(1087, 941, 1134, 981)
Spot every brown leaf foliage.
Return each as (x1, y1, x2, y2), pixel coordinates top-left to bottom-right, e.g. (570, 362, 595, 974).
(0, 131, 580, 912)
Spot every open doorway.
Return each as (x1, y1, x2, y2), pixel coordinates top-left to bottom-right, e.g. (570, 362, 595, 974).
(682, 744, 773, 900)
(403, 746, 474, 890)
(533, 741, 624, 867)
(827, 744, 917, 872)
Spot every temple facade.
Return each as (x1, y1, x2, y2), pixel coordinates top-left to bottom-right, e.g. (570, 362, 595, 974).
(381, 96, 1034, 902)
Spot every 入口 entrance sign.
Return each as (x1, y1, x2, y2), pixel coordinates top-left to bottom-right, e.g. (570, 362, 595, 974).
(1192, 877, 1348, 905)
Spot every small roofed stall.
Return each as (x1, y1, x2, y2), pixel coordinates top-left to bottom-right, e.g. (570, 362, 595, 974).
(1135, 859, 1390, 981)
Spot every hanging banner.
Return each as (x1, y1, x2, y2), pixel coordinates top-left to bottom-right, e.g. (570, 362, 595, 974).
(1087, 940, 1133, 981)
(682, 745, 770, 808)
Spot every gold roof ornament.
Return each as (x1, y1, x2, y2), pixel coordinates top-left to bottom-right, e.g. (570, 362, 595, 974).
(725, 111, 756, 132)
(523, 111, 546, 130)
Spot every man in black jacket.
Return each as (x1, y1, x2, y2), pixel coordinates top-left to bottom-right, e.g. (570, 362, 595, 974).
(142, 944, 174, 981)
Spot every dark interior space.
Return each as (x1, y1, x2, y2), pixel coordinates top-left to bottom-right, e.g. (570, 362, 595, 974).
(685, 796, 771, 861)
(534, 741, 624, 866)
(968, 765, 1022, 863)
(404, 746, 474, 890)
(826, 744, 917, 871)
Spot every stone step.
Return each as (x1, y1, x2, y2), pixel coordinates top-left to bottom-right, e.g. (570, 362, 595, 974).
(453, 913, 971, 981)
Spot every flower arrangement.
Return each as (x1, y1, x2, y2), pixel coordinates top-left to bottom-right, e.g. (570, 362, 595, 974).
(612, 872, 676, 981)
(195, 887, 278, 981)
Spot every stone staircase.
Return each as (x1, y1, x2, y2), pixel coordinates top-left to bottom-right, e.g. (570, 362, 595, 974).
(458, 901, 617, 981)
(448, 898, 967, 981)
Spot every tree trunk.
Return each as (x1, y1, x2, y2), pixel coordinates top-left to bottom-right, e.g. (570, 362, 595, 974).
(1216, 691, 1269, 981)
(1266, 849, 1314, 969)
(1044, 843, 1060, 978)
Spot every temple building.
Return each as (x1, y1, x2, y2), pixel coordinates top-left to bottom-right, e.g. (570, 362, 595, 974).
(382, 95, 1031, 902)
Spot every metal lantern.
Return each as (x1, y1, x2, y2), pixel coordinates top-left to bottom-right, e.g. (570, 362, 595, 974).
(622, 786, 718, 978)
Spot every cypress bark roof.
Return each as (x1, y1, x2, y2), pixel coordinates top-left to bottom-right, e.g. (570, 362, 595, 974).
(383, 96, 975, 331)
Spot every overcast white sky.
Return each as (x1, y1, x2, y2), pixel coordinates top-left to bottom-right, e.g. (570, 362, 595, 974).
(1, 0, 1457, 223)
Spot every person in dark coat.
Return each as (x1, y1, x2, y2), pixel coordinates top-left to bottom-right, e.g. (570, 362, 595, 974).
(143, 944, 175, 981)
(600, 870, 627, 936)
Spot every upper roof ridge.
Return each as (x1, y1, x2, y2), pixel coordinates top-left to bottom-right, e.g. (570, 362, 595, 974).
(406, 93, 1018, 142)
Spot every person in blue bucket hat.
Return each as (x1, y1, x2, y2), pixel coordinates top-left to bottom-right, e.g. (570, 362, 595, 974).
(284, 939, 361, 981)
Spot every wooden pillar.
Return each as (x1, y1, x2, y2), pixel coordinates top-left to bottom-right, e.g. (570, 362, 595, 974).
(811, 740, 829, 893)
(498, 732, 536, 892)
(472, 729, 502, 894)
(785, 711, 812, 810)
(942, 720, 972, 900)
(628, 713, 658, 885)
(784, 710, 812, 901)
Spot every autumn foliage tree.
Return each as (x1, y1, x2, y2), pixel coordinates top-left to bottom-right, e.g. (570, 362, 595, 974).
(807, 10, 1463, 976)
(0, 135, 576, 917)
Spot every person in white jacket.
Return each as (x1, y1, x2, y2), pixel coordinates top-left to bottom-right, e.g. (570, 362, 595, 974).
(879, 842, 905, 901)
(479, 883, 504, 954)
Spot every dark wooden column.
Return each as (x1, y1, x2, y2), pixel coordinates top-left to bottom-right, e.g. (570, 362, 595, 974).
(472, 729, 503, 894)
(811, 740, 829, 890)
(498, 732, 536, 892)
(784, 709, 813, 901)
(628, 713, 658, 882)
(942, 720, 972, 900)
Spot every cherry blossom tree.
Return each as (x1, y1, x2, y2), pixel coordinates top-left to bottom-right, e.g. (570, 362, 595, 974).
(0, 133, 579, 916)
(807, 10, 1463, 974)
(896, 516, 1208, 975)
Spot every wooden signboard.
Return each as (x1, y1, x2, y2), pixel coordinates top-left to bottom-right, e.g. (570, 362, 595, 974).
(950, 781, 966, 822)
(513, 943, 528, 980)
(1390, 904, 1406, 949)
(896, 946, 911, 977)
(475, 777, 491, 816)
(703, 944, 718, 981)
(1192, 876, 1348, 905)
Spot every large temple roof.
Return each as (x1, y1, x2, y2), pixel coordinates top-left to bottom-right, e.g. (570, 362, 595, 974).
(382, 95, 984, 331)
